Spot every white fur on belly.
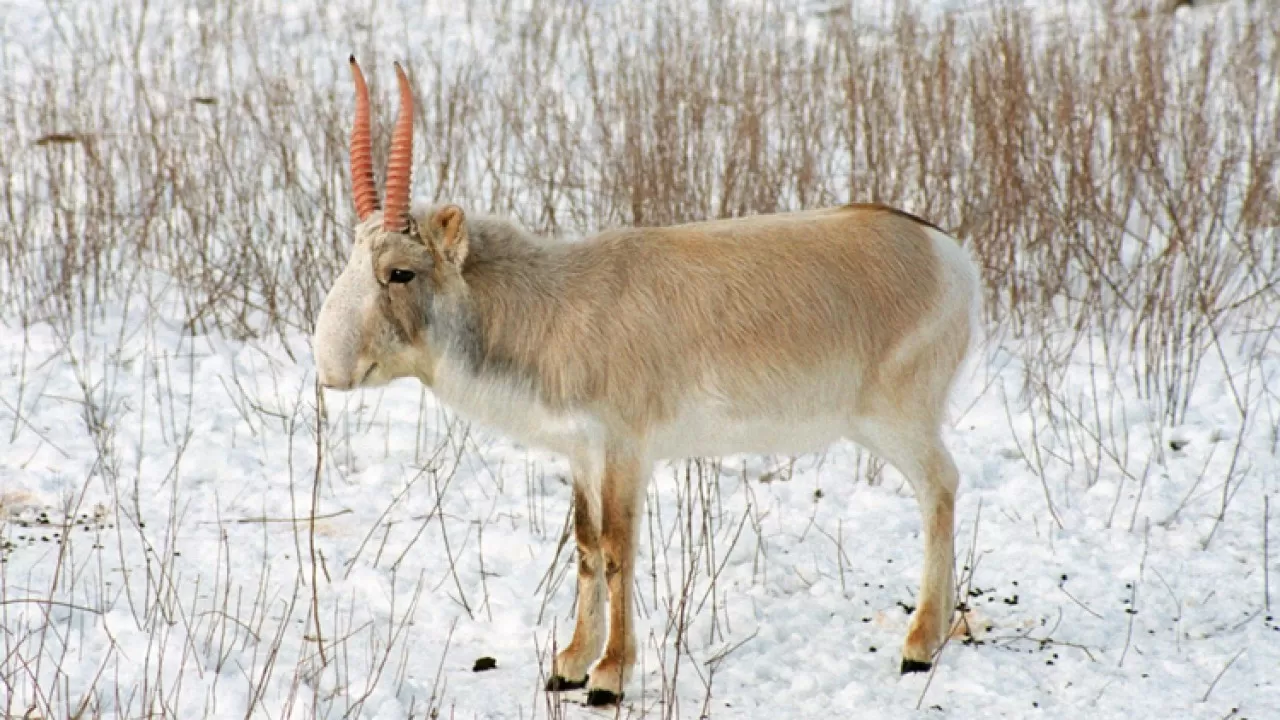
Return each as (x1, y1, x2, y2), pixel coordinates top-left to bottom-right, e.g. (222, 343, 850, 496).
(431, 351, 847, 464)
(649, 404, 846, 460)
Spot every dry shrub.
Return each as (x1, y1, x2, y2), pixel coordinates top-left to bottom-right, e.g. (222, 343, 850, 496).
(0, 0, 1276, 422)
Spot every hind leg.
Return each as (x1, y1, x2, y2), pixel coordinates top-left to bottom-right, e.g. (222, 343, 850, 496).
(900, 441, 957, 672)
(849, 420, 958, 672)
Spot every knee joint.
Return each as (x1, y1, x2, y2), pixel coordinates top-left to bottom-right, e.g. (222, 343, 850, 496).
(577, 551, 600, 576)
(603, 554, 623, 578)
(600, 544, 630, 579)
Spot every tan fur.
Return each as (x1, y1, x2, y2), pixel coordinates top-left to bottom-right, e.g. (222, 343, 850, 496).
(314, 201, 979, 703)
(555, 482, 605, 683)
(590, 451, 647, 692)
(465, 205, 942, 432)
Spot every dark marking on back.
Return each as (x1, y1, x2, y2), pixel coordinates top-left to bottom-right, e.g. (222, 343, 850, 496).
(844, 202, 946, 234)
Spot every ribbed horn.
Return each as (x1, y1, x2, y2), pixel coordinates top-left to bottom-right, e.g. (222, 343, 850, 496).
(382, 62, 414, 233)
(349, 56, 380, 221)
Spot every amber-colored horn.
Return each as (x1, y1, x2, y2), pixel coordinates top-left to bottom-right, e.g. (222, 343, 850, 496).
(382, 62, 415, 233)
(349, 56, 380, 221)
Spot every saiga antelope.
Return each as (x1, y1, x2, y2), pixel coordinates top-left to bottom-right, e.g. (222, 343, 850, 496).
(313, 58, 980, 706)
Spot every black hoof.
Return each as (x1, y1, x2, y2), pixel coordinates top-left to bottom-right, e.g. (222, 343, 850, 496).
(545, 674, 588, 692)
(586, 689, 623, 706)
(901, 659, 933, 674)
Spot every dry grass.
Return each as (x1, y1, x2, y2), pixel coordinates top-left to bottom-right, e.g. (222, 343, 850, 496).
(2, 1, 1276, 419)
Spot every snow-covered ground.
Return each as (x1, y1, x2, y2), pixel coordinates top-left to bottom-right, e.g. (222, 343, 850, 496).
(5, 296, 1278, 719)
(2, 0, 1278, 718)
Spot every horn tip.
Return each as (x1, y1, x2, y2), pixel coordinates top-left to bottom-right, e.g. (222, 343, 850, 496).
(349, 54, 357, 65)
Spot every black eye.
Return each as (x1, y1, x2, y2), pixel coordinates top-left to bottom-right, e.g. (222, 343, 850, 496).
(388, 269, 415, 284)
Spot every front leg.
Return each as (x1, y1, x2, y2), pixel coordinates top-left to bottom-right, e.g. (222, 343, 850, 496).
(547, 475, 605, 690)
(586, 451, 648, 706)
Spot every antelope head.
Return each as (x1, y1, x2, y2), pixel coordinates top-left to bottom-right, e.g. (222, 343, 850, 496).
(313, 58, 470, 391)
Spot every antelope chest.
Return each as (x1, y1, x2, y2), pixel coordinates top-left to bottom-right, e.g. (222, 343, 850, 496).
(429, 357, 606, 460)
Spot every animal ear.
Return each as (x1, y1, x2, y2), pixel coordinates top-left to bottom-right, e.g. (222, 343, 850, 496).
(428, 204, 469, 267)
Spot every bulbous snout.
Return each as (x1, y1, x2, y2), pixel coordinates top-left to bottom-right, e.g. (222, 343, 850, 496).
(316, 362, 376, 391)
(313, 265, 372, 391)
(313, 316, 362, 391)
(314, 356, 366, 391)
